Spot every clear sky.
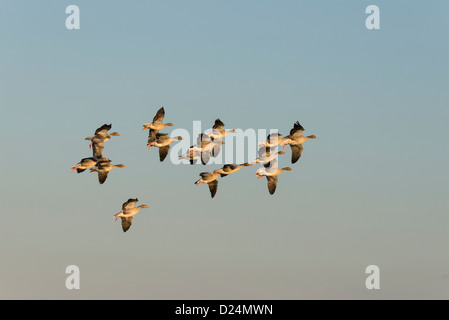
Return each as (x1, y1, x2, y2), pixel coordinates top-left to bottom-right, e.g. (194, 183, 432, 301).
(1, 0, 449, 299)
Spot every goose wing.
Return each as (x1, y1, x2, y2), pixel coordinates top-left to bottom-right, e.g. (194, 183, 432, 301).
(290, 144, 304, 164)
(159, 145, 170, 162)
(152, 107, 165, 124)
(92, 141, 105, 158)
(290, 121, 305, 137)
(212, 118, 225, 130)
(121, 216, 134, 232)
(266, 175, 278, 195)
(201, 150, 210, 165)
(98, 170, 109, 184)
(95, 124, 112, 137)
(122, 198, 138, 210)
(208, 179, 218, 198)
(147, 129, 158, 144)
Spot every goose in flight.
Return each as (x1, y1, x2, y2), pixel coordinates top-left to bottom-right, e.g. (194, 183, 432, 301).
(256, 160, 293, 195)
(281, 121, 317, 164)
(71, 157, 99, 173)
(196, 133, 224, 165)
(90, 158, 125, 184)
(142, 107, 174, 145)
(113, 198, 149, 232)
(195, 170, 223, 198)
(252, 146, 286, 168)
(207, 119, 237, 157)
(85, 124, 120, 158)
(218, 163, 252, 177)
(148, 133, 183, 162)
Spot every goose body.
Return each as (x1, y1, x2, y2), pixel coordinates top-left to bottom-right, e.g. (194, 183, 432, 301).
(207, 119, 236, 157)
(281, 121, 317, 164)
(113, 198, 149, 232)
(148, 133, 183, 162)
(194, 134, 224, 165)
(256, 160, 293, 195)
(195, 170, 222, 198)
(86, 124, 120, 158)
(143, 107, 174, 144)
(71, 157, 99, 173)
(253, 146, 286, 168)
(219, 163, 252, 177)
(90, 158, 125, 184)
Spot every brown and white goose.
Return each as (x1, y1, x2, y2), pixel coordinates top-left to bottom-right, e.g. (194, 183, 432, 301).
(71, 157, 99, 173)
(85, 124, 121, 158)
(142, 107, 174, 145)
(195, 170, 223, 198)
(280, 121, 317, 164)
(207, 119, 237, 157)
(219, 163, 252, 177)
(89, 158, 125, 184)
(196, 133, 225, 165)
(148, 133, 183, 162)
(256, 160, 293, 195)
(113, 198, 149, 232)
(252, 146, 286, 168)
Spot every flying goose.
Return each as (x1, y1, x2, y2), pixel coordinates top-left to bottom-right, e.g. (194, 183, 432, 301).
(89, 158, 125, 184)
(195, 170, 222, 198)
(85, 124, 120, 158)
(113, 198, 149, 232)
(207, 119, 237, 157)
(195, 133, 224, 165)
(219, 163, 252, 177)
(71, 157, 99, 173)
(142, 107, 174, 145)
(252, 146, 286, 168)
(256, 160, 293, 195)
(148, 133, 183, 162)
(281, 121, 317, 164)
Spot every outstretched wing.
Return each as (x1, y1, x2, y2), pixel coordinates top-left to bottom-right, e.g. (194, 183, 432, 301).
(211, 141, 222, 157)
(152, 107, 165, 123)
(159, 145, 170, 162)
(290, 144, 304, 164)
(290, 121, 304, 137)
(266, 175, 278, 195)
(95, 124, 112, 136)
(208, 179, 218, 198)
(98, 171, 109, 184)
(147, 129, 158, 144)
(121, 216, 134, 232)
(92, 141, 105, 158)
(122, 198, 139, 210)
(201, 150, 210, 165)
(212, 118, 225, 130)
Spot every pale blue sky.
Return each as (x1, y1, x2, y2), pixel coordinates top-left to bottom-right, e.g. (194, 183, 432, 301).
(1, 1, 449, 299)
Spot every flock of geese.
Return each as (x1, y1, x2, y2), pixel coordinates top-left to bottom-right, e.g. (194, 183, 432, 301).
(71, 107, 317, 232)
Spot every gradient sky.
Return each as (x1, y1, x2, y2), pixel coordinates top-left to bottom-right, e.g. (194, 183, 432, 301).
(1, 0, 449, 299)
